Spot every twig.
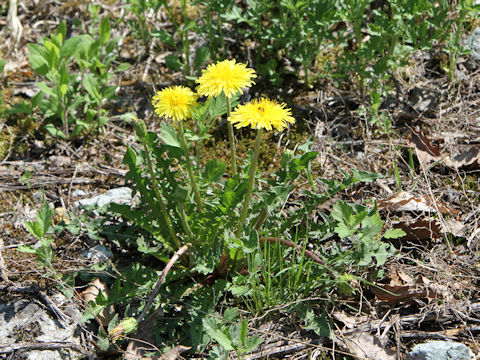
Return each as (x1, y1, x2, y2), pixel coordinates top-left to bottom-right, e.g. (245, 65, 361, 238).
(137, 244, 191, 324)
(66, 164, 79, 207)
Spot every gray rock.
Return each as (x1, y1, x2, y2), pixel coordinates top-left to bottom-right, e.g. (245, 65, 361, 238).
(81, 244, 113, 262)
(0, 295, 83, 359)
(407, 340, 474, 360)
(74, 186, 133, 208)
(71, 189, 87, 197)
(467, 27, 480, 62)
(409, 87, 439, 113)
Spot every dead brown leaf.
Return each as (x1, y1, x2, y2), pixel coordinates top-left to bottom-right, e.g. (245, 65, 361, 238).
(407, 129, 442, 168)
(81, 278, 115, 326)
(337, 331, 396, 360)
(444, 147, 480, 170)
(372, 272, 448, 303)
(391, 218, 442, 241)
(378, 191, 457, 215)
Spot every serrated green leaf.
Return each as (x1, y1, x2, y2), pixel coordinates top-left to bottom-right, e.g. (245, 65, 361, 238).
(243, 229, 258, 254)
(194, 46, 210, 70)
(203, 318, 234, 351)
(383, 228, 406, 239)
(17, 244, 37, 254)
(203, 159, 226, 182)
(151, 29, 176, 47)
(223, 308, 239, 323)
(165, 54, 182, 72)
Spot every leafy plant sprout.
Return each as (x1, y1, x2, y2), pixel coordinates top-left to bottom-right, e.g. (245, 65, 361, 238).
(151, 86, 204, 211)
(228, 97, 295, 238)
(196, 59, 257, 177)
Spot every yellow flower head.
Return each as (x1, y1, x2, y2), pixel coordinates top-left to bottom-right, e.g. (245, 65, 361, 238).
(196, 59, 256, 98)
(152, 86, 198, 121)
(228, 98, 295, 131)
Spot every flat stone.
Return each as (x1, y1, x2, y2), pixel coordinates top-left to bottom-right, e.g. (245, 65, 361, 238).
(407, 340, 474, 360)
(74, 187, 133, 208)
(81, 244, 114, 262)
(467, 27, 480, 62)
(0, 295, 83, 360)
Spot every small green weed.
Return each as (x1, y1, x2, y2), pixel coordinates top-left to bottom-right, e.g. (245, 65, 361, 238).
(27, 18, 129, 139)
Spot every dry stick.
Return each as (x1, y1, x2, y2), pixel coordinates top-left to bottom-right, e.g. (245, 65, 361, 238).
(137, 244, 191, 324)
(259, 236, 338, 279)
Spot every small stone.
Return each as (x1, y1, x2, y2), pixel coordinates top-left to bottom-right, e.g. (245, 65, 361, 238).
(407, 340, 474, 360)
(74, 187, 133, 208)
(71, 189, 87, 197)
(467, 27, 480, 62)
(81, 244, 113, 262)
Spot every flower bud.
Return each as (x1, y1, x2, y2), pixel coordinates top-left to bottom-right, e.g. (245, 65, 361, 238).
(133, 117, 148, 139)
(109, 317, 138, 341)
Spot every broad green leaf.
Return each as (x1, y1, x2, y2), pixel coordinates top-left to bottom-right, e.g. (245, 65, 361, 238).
(351, 169, 383, 182)
(62, 35, 94, 60)
(203, 159, 226, 182)
(99, 17, 111, 45)
(202, 318, 234, 351)
(83, 74, 101, 102)
(36, 82, 55, 97)
(243, 229, 258, 254)
(194, 46, 210, 70)
(17, 244, 37, 254)
(151, 29, 176, 47)
(239, 319, 248, 346)
(165, 54, 182, 72)
(116, 63, 131, 72)
(223, 308, 239, 322)
(159, 123, 181, 148)
(24, 202, 53, 240)
(0, 59, 5, 73)
(56, 20, 67, 43)
(28, 44, 49, 76)
(44, 124, 66, 139)
(244, 335, 264, 352)
(383, 228, 406, 239)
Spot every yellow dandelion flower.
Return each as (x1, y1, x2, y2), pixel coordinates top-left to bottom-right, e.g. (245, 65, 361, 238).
(152, 86, 198, 121)
(228, 98, 295, 131)
(196, 59, 256, 98)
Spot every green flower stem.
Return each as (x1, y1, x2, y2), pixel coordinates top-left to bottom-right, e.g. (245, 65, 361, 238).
(235, 127, 263, 238)
(226, 97, 237, 177)
(306, 166, 317, 192)
(178, 204, 195, 242)
(177, 122, 204, 211)
(180, 0, 191, 77)
(141, 140, 182, 250)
